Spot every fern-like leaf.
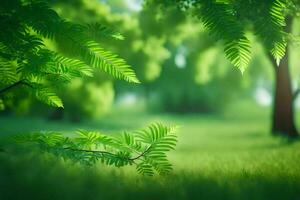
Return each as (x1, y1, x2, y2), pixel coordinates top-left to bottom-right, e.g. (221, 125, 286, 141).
(197, 0, 251, 72)
(53, 54, 94, 77)
(254, 0, 287, 64)
(0, 59, 18, 85)
(136, 162, 155, 176)
(83, 23, 125, 41)
(224, 37, 251, 73)
(14, 123, 178, 176)
(35, 87, 64, 108)
(83, 41, 140, 83)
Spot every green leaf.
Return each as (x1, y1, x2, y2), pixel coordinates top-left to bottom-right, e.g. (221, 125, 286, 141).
(135, 123, 177, 143)
(270, 0, 286, 27)
(197, 0, 251, 72)
(136, 162, 155, 176)
(0, 59, 18, 85)
(83, 41, 140, 83)
(35, 87, 64, 108)
(254, 0, 287, 63)
(14, 123, 178, 176)
(271, 40, 287, 66)
(84, 23, 125, 41)
(51, 54, 93, 77)
(224, 37, 251, 73)
(269, 0, 287, 63)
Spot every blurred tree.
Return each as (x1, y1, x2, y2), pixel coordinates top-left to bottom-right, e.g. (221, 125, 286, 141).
(110, 2, 250, 113)
(2, 0, 281, 120)
(149, 0, 300, 137)
(60, 75, 114, 121)
(43, 0, 252, 117)
(153, 44, 246, 113)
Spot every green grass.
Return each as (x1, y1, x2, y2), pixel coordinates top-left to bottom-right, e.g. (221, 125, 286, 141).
(0, 102, 300, 200)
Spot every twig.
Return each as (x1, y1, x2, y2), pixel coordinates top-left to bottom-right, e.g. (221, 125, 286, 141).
(63, 147, 117, 157)
(63, 145, 152, 162)
(0, 80, 32, 95)
(129, 146, 152, 161)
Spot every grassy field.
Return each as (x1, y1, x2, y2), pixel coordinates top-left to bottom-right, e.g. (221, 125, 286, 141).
(0, 102, 300, 200)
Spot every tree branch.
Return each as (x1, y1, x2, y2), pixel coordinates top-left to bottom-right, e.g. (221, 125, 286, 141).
(63, 145, 152, 162)
(63, 147, 118, 157)
(0, 80, 32, 95)
(129, 146, 152, 161)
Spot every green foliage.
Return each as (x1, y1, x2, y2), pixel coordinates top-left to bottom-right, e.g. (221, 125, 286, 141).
(153, 0, 291, 72)
(59, 79, 115, 120)
(85, 23, 125, 41)
(14, 123, 178, 176)
(0, 0, 139, 108)
(83, 41, 140, 83)
(195, 0, 251, 72)
(35, 87, 64, 108)
(0, 0, 180, 176)
(253, 0, 287, 65)
(0, 57, 18, 85)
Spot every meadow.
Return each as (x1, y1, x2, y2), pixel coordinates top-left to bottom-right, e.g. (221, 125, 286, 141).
(1, 101, 300, 200)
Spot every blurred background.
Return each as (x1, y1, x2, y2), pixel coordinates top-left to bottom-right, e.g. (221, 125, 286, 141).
(1, 0, 300, 122)
(1, 1, 300, 199)
(2, 0, 300, 122)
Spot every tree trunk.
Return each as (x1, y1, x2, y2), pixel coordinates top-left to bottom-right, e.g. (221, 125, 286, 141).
(271, 17, 298, 137)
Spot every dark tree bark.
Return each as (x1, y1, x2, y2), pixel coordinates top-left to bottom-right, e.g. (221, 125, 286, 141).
(270, 17, 298, 137)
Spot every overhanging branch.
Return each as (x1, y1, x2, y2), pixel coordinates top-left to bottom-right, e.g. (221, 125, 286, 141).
(0, 80, 32, 95)
(63, 145, 152, 162)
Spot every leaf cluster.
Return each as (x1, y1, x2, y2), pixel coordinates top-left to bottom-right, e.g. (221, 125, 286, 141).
(155, 0, 290, 72)
(0, 0, 139, 109)
(14, 123, 178, 176)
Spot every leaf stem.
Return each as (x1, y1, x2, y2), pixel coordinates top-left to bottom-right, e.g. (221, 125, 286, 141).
(129, 146, 152, 161)
(63, 145, 152, 162)
(0, 80, 32, 95)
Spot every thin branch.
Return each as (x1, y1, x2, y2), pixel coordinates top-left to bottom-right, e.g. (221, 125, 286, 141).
(129, 146, 152, 161)
(63, 147, 117, 157)
(63, 145, 152, 162)
(0, 80, 32, 95)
